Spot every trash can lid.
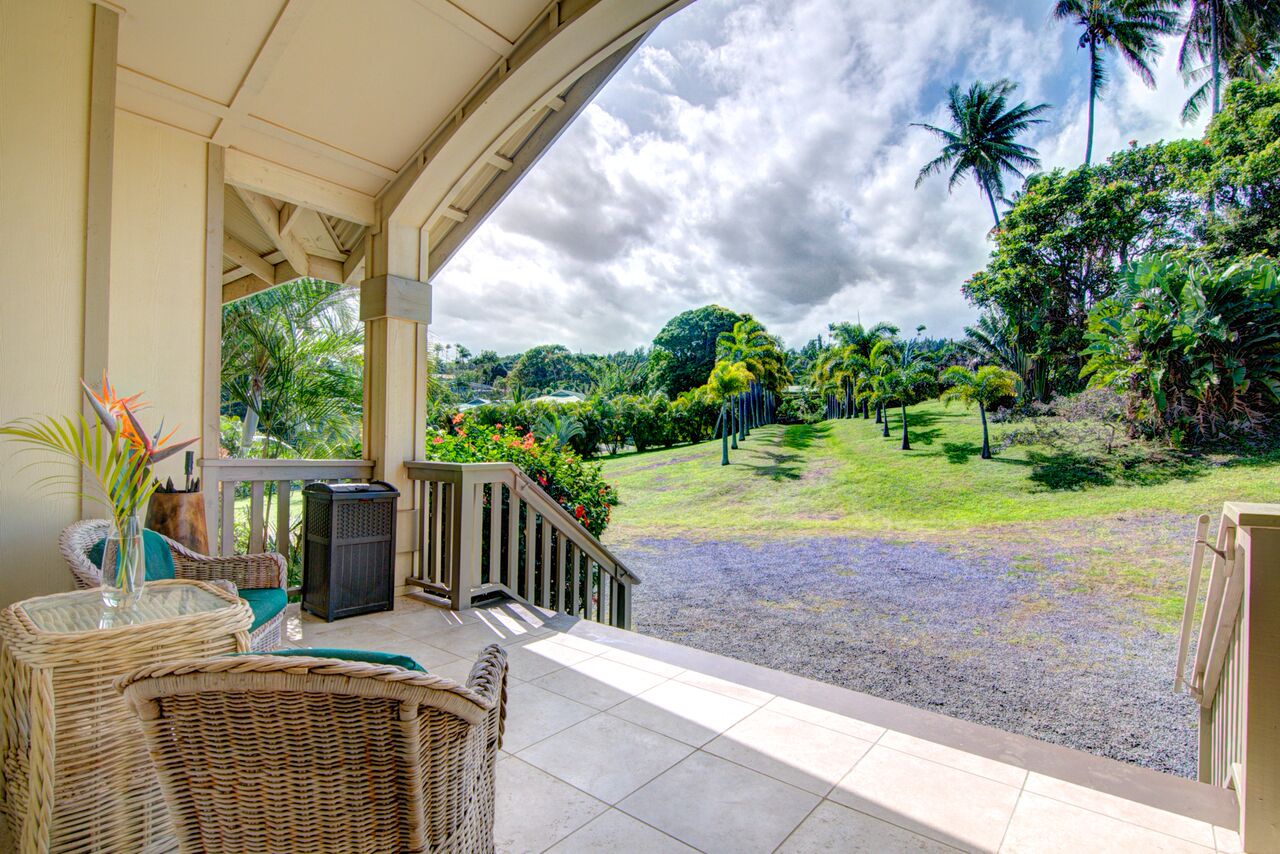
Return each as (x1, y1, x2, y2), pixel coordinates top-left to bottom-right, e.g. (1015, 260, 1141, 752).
(304, 480, 400, 497)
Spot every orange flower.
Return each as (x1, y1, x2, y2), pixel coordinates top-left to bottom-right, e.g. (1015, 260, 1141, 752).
(432, 436, 444, 445)
(451, 413, 464, 425)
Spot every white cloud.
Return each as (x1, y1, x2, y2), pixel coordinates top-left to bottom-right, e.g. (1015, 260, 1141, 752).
(430, 0, 1206, 354)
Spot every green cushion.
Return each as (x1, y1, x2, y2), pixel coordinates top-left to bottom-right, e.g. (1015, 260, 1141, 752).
(247, 646, 425, 672)
(238, 587, 288, 633)
(86, 529, 176, 582)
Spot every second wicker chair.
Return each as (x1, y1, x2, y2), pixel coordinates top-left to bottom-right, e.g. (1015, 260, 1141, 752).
(117, 645, 508, 853)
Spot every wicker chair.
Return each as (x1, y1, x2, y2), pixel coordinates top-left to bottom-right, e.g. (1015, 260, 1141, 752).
(117, 645, 508, 854)
(60, 519, 287, 651)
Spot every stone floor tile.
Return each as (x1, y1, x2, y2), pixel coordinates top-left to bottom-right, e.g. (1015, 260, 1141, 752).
(778, 800, 960, 853)
(618, 751, 820, 854)
(674, 669, 773, 706)
(428, 619, 542, 658)
(599, 647, 686, 678)
(505, 637, 599, 681)
(1213, 825, 1243, 853)
(830, 745, 1020, 852)
(1023, 773, 1216, 848)
(494, 757, 607, 854)
(533, 657, 668, 710)
(518, 714, 694, 803)
(501, 681, 598, 754)
(879, 731, 1027, 788)
(547, 809, 696, 853)
(610, 678, 757, 746)
(705, 707, 874, 795)
(764, 696, 886, 742)
(1001, 792, 1215, 853)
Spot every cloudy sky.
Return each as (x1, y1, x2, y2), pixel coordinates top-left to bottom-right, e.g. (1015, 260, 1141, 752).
(430, 0, 1207, 355)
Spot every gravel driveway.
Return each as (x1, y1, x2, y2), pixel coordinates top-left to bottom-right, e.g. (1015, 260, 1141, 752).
(614, 532, 1200, 777)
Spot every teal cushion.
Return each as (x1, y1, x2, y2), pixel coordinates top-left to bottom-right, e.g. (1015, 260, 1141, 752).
(245, 646, 425, 672)
(86, 529, 176, 582)
(238, 587, 288, 633)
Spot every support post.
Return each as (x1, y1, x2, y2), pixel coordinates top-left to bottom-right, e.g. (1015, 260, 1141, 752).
(201, 145, 225, 543)
(361, 270, 429, 594)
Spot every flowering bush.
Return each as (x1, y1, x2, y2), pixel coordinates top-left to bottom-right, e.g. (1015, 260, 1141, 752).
(426, 416, 618, 537)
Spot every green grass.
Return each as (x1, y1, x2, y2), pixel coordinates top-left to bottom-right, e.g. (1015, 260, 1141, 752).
(600, 400, 1280, 542)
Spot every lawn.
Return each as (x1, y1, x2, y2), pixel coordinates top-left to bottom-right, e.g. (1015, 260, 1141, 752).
(597, 402, 1280, 776)
(601, 400, 1280, 541)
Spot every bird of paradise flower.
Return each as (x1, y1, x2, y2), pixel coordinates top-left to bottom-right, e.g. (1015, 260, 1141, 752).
(1, 374, 197, 588)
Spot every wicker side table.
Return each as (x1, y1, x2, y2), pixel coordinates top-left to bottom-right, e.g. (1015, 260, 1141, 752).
(0, 580, 252, 853)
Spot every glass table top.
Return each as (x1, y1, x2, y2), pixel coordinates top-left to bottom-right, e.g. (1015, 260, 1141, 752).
(20, 583, 232, 634)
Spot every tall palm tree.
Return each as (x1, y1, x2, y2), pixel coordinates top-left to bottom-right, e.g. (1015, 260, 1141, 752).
(707, 361, 751, 466)
(913, 80, 1051, 228)
(825, 321, 898, 418)
(940, 365, 1020, 458)
(1053, 0, 1181, 165)
(1179, 0, 1280, 120)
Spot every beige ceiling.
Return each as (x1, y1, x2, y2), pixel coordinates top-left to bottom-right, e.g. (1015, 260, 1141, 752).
(109, 0, 693, 301)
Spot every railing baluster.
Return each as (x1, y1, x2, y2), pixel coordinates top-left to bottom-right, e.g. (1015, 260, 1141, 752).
(508, 485, 522, 599)
(525, 501, 538, 607)
(565, 543, 576, 615)
(274, 480, 291, 557)
(489, 484, 499, 586)
(556, 533, 567, 613)
(219, 482, 235, 557)
(248, 481, 265, 552)
(541, 517, 551, 607)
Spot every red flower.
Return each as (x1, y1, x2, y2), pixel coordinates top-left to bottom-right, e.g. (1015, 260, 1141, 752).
(492, 434, 501, 441)
(458, 430, 466, 437)
(537, 475, 548, 486)
(495, 422, 503, 428)
(574, 504, 586, 520)
(451, 413, 464, 425)
(432, 436, 444, 445)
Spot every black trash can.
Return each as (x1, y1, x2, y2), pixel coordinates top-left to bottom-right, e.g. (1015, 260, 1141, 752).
(302, 481, 399, 622)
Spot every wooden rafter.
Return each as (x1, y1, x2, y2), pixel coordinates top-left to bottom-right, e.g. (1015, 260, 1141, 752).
(222, 232, 273, 283)
(234, 186, 311, 278)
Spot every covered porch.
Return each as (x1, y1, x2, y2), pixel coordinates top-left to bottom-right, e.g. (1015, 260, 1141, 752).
(282, 594, 1242, 853)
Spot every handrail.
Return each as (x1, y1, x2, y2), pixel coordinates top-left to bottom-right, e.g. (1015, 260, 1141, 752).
(404, 460, 637, 628)
(198, 459, 374, 593)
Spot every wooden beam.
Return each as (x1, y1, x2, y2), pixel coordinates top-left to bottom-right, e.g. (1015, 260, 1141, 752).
(278, 202, 303, 236)
(83, 4, 117, 441)
(203, 144, 226, 538)
(225, 149, 376, 225)
(315, 210, 344, 256)
(234, 186, 310, 277)
(222, 233, 274, 283)
(487, 153, 514, 171)
(211, 0, 314, 147)
(222, 266, 248, 285)
(427, 39, 641, 277)
(223, 252, 348, 303)
(408, 0, 514, 56)
(441, 206, 468, 223)
(223, 273, 271, 303)
(343, 238, 367, 285)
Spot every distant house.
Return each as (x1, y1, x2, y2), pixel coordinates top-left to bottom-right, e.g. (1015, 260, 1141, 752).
(457, 397, 492, 411)
(530, 389, 585, 405)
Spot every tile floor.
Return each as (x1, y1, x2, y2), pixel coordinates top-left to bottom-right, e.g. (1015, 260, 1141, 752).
(286, 597, 1240, 854)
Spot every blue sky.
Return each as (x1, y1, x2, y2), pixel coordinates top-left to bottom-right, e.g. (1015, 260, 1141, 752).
(430, 0, 1207, 354)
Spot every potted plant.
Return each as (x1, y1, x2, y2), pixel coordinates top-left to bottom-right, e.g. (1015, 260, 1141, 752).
(1, 374, 195, 607)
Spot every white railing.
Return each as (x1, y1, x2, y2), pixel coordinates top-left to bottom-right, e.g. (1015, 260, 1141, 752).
(199, 458, 374, 591)
(1175, 502, 1280, 852)
(404, 461, 638, 629)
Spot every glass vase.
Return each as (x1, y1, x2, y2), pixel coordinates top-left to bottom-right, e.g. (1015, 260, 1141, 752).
(100, 514, 145, 608)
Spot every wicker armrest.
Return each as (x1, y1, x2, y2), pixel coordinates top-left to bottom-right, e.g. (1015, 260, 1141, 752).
(170, 544, 286, 590)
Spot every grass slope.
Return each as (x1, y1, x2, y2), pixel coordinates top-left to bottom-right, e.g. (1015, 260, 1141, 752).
(601, 400, 1280, 541)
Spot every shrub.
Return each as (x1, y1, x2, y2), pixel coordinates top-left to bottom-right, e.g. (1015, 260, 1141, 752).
(1082, 254, 1280, 445)
(427, 417, 617, 537)
(777, 390, 823, 424)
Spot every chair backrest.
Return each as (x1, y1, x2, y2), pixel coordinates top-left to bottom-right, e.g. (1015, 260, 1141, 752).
(118, 646, 508, 853)
(59, 519, 115, 589)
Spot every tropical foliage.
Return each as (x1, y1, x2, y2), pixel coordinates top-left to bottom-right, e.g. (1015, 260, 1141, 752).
(426, 417, 617, 537)
(1082, 254, 1280, 443)
(941, 365, 1021, 457)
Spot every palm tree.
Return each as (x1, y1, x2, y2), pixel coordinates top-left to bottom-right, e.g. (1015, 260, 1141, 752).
(858, 340, 902, 438)
(221, 279, 363, 459)
(913, 80, 1052, 228)
(825, 321, 898, 417)
(940, 366, 1020, 458)
(882, 343, 938, 451)
(1053, 0, 1181, 165)
(534, 411, 586, 450)
(1179, 0, 1280, 120)
(706, 361, 752, 466)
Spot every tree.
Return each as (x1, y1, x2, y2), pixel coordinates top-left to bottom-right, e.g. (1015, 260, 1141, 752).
(706, 361, 752, 465)
(963, 140, 1212, 396)
(651, 305, 748, 397)
(1201, 78, 1280, 258)
(879, 340, 939, 451)
(1179, 0, 1280, 120)
(221, 279, 363, 459)
(1053, 0, 1180, 165)
(821, 322, 898, 417)
(508, 344, 590, 394)
(940, 366, 1020, 458)
(913, 80, 1052, 228)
